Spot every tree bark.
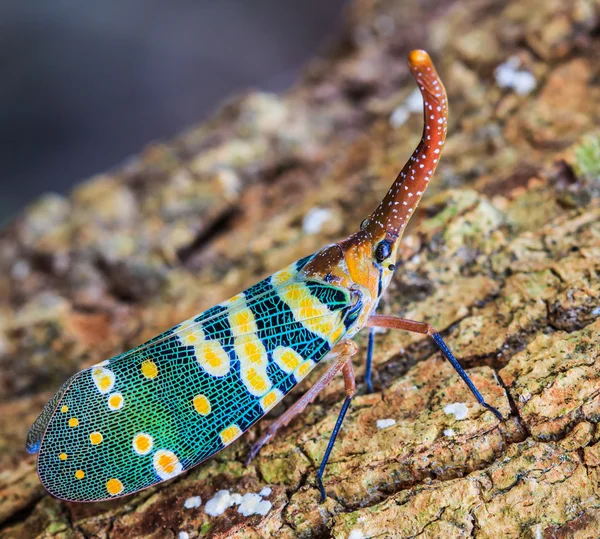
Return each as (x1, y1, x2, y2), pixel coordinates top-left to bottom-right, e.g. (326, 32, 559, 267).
(2, 0, 600, 537)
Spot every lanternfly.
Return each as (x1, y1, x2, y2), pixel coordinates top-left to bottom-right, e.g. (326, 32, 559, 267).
(27, 50, 502, 503)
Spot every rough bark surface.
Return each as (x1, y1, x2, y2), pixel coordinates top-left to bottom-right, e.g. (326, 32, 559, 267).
(2, 0, 600, 537)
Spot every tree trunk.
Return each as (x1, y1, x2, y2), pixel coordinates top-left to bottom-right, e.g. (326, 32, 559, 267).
(2, 0, 600, 537)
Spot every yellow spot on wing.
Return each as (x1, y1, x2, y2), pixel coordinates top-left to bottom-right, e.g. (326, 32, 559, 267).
(141, 360, 158, 379)
(68, 417, 79, 428)
(153, 449, 182, 479)
(273, 347, 303, 373)
(75, 469, 85, 480)
(61, 405, 68, 413)
(235, 334, 267, 366)
(193, 395, 211, 416)
(195, 340, 230, 376)
(108, 392, 124, 410)
(220, 424, 242, 445)
(223, 293, 244, 306)
(260, 389, 283, 412)
(279, 282, 346, 344)
(91, 367, 115, 394)
(271, 266, 297, 288)
(59, 453, 67, 461)
(295, 360, 316, 381)
(89, 432, 103, 445)
(229, 296, 272, 396)
(229, 306, 258, 337)
(177, 319, 205, 347)
(242, 366, 271, 395)
(132, 433, 154, 455)
(106, 478, 124, 496)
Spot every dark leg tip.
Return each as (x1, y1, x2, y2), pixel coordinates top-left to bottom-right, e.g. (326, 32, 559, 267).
(316, 475, 327, 503)
(484, 402, 503, 421)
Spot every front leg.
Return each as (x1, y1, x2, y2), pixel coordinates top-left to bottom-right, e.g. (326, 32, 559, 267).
(367, 315, 502, 420)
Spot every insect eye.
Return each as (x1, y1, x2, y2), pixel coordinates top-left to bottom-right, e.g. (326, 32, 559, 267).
(360, 218, 369, 230)
(375, 240, 392, 263)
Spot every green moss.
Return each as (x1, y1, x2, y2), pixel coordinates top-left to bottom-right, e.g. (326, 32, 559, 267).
(199, 522, 212, 535)
(574, 133, 600, 178)
(46, 521, 68, 534)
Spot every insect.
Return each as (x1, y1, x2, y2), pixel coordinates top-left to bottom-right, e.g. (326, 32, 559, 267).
(27, 50, 502, 503)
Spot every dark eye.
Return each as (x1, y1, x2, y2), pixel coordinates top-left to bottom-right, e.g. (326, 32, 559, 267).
(360, 218, 369, 230)
(375, 240, 392, 262)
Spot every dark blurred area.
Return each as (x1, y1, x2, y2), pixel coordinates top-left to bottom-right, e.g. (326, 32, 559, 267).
(0, 0, 348, 219)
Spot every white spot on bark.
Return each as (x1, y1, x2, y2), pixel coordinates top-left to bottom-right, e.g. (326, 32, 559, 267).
(443, 428, 455, 437)
(238, 493, 272, 516)
(184, 495, 202, 509)
(444, 402, 469, 420)
(495, 56, 536, 95)
(376, 418, 396, 429)
(302, 207, 333, 235)
(205, 490, 237, 516)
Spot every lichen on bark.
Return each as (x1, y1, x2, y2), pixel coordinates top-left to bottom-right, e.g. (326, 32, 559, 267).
(2, 0, 600, 537)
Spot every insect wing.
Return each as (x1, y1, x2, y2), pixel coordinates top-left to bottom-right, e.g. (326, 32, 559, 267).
(33, 261, 354, 501)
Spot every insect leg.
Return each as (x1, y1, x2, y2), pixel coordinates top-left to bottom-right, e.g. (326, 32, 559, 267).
(364, 327, 375, 393)
(246, 340, 358, 464)
(315, 357, 356, 502)
(366, 315, 502, 420)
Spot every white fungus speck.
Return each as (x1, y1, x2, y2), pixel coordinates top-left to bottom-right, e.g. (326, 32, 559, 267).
(205, 490, 237, 516)
(444, 402, 469, 420)
(389, 105, 410, 127)
(184, 495, 202, 509)
(259, 487, 272, 497)
(376, 418, 396, 429)
(178, 532, 189, 539)
(495, 56, 536, 95)
(444, 428, 455, 437)
(349, 529, 365, 539)
(302, 207, 333, 235)
(591, 306, 600, 316)
(238, 493, 272, 517)
(11, 260, 30, 280)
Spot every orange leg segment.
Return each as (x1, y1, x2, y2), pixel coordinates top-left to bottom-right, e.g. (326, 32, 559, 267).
(367, 315, 502, 420)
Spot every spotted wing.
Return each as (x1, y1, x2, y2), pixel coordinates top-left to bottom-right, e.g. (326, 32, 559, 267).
(30, 256, 359, 502)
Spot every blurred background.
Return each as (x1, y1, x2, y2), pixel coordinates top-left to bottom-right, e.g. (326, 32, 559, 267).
(0, 0, 348, 219)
